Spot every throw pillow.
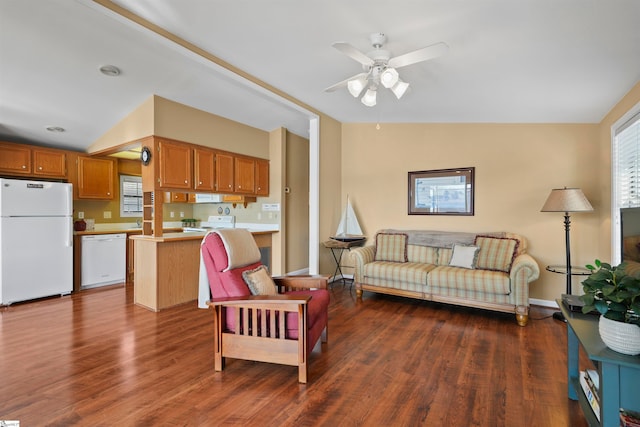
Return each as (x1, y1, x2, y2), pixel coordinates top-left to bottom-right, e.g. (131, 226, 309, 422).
(374, 232, 408, 262)
(448, 244, 480, 269)
(242, 265, 278, 296)
(474, 236, 519, 272)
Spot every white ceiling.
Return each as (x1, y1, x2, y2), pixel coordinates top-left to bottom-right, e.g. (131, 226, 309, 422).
(1, 0, 640, 152)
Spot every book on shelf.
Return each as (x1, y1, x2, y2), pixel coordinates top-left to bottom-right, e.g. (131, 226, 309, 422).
(579, 370, 600, 421)
(584, 369, 599, 403)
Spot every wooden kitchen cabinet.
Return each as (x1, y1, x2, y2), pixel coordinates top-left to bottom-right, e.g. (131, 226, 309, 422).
(0, 142, 31, 175)
(163, 192, 188, 203)
(234, 156, 255, 194)
(157, 139, 192, 189)
(255, 158, 269, 196)
(77, 156, 114, 199)
(215, 152, 234, 193)
(194, 147, 215, 191)
(33, 148, 66, 177)
(0, 141, 67, 178)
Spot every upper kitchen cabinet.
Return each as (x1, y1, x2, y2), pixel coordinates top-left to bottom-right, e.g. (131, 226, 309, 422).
(194, 147, 215, 191)
(234, 156, 256, 194)
(0, 141, 67, 179)
(157, 139, 192, 190)
(255, 158, 269, 196)
(33, 148, 67, 178)
(76, 156, 115, 199)
(215, 152, 234, 193)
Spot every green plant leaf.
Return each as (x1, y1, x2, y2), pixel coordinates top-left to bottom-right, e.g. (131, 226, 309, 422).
(594, 300, 609, 315)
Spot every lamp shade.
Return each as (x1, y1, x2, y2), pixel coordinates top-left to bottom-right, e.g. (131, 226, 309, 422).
(380, 68, 399, 88)
(361, 88, 377, 107)
(541, 188, 594, 213)
(347, 77, 367, 98)
(391, 80, 409, 99)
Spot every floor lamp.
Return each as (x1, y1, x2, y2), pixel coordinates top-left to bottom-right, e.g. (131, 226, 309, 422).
(541, 187, 594, 322)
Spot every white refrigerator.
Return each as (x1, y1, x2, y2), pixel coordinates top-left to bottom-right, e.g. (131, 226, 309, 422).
(0, 178, 73, 305)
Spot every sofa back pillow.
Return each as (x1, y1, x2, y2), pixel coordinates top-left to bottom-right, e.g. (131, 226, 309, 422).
(474, 235, 519, 272)
(374, 232, 408, 262)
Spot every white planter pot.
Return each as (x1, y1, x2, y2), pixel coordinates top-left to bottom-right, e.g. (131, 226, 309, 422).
(599, 315, 640, 356)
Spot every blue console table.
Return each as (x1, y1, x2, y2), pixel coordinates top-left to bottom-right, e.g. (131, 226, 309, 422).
(558, 300, 640, 427)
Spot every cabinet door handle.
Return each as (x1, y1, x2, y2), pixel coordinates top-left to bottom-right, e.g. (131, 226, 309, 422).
(38, 166, 43, 170)
(184, 180, 188, 184)
(22, 165, 26, 169)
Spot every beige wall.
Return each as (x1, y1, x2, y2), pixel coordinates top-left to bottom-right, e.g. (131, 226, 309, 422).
(285, 131, 310, 272)
(319, 115, 343, 276)
(341, 123, 601, 301)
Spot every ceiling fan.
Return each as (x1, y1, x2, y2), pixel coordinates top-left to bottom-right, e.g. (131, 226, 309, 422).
(325, 32, 448, 107)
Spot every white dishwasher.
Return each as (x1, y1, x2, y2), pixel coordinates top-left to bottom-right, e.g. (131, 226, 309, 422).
(81, 233, 126, 289)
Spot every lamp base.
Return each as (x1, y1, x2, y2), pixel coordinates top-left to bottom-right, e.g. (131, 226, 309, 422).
(553, 311, 567, 323)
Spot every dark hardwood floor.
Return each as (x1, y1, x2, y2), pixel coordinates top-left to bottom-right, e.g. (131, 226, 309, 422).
(0, 283, 590, 426)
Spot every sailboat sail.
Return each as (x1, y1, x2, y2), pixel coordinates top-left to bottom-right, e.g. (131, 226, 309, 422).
(333, 197, 365, 241)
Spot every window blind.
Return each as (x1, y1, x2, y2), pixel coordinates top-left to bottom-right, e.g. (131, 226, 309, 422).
(120, 175, 143, 216)
(615, 112, 640, 208)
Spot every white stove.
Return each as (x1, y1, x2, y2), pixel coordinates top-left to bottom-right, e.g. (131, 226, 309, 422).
(183, 215, 235, 232)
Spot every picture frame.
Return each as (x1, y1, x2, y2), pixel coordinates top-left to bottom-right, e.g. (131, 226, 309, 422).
(408, 167, 475, 215)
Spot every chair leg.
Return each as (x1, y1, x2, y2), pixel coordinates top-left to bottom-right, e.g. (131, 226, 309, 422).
(298, 363, 308, 383)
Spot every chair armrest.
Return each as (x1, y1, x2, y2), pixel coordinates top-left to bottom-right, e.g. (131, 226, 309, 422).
(273, 274, 329, 291)
(207, 294, 311, 307)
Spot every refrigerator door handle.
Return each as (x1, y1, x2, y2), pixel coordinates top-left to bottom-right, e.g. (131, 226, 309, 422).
(66, 218, 73, 247)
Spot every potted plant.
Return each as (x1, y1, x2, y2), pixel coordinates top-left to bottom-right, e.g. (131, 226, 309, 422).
(580, 259, 640, 355)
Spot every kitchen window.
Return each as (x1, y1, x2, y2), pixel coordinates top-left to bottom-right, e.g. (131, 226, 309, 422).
(120, 175, 143, 217)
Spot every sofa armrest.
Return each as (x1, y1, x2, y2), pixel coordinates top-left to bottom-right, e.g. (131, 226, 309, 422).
(509, 253, 540, 307)
(350, 245, 376, 283)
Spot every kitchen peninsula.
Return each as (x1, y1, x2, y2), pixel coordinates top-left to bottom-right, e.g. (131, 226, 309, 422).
(130, 230, 275, 311)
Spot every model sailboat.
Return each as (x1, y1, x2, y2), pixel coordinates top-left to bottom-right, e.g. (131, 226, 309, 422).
(331, 196, 366, 242)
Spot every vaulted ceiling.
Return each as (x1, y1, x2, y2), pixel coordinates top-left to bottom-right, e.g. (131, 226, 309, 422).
(1, 0, 639, 152)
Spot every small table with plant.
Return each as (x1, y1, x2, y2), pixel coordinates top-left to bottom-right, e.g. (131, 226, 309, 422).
(560, 260, 640, 426)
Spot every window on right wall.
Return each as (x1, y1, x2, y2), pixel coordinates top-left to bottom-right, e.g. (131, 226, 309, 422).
(612, 107, 640, 263)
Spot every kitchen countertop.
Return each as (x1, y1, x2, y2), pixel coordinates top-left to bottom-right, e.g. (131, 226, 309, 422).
(129, 229, 276, 242)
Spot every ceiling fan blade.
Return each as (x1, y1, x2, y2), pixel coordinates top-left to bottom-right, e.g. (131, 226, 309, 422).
(388, 42, 449, 69)
(332, 42, 374, 67)
(324, 72, 368, 92)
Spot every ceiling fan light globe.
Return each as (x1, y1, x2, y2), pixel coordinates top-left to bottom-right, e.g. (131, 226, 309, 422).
(361, 89, 377, 107)
(347, 78, 366, 97)
(380, 68, 399, 88)
(391, 80, 409, 99)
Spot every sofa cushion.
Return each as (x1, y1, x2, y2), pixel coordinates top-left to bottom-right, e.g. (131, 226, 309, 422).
(375, 232, 408, 262)
(242, 265, 278, 295)
(474, 235, 519, 272)
(284, 289, 330, 340)
(448, 244, 480, 269)
(428, 266, 511, 294)
(364, 261, 436, 286)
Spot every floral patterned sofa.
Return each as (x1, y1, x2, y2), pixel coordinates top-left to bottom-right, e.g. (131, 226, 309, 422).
(350, 230, 540, 326)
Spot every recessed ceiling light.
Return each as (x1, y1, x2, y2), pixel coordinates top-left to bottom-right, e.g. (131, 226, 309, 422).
(45, 126, 65, 132)
(99, 65, 121, 77)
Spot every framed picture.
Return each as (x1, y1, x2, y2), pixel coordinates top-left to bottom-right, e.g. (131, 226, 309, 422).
(408, 167, 475, 215)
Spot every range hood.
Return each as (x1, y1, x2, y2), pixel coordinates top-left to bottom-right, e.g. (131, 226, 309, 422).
(194, 194, 224, 203)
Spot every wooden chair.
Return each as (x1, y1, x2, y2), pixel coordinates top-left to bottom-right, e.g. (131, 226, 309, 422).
(201, 229, 329, 383)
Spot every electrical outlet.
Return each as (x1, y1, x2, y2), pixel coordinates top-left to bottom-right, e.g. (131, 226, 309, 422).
(170, 211, 175, 218)
(180, 212, 184, 218)
(103, 211, 111, 219)
(78, 211, 84, 219)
